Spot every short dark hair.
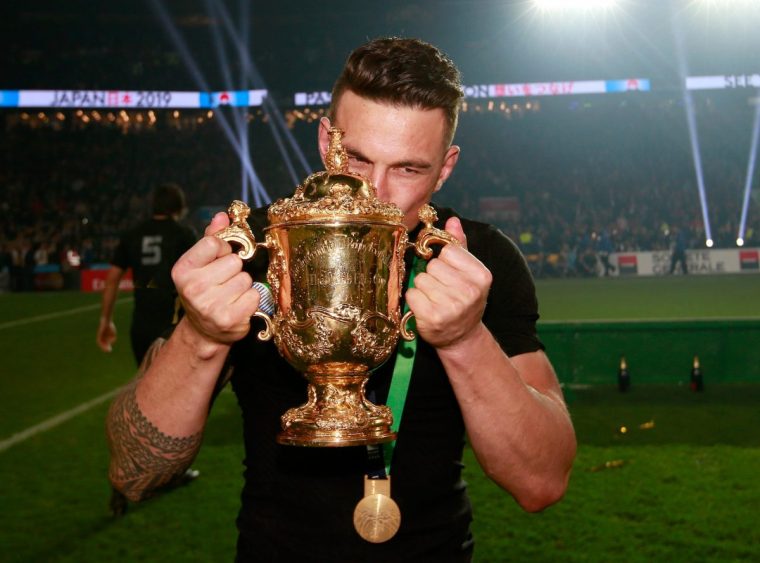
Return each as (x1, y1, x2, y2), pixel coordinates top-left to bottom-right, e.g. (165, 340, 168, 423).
(152, 183, 186, 216)
(328, 37, 464, 146)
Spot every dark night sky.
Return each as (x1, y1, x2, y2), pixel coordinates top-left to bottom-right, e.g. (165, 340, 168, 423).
(2, 0, 758, 97)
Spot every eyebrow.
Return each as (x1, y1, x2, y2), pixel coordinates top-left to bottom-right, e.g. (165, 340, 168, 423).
(345, 146, 433, 170)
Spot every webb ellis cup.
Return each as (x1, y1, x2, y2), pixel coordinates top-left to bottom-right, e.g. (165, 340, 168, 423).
(217, 127, 456, 447)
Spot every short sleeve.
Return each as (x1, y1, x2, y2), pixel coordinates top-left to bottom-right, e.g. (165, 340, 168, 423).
(463, 220, 544, 358)
(474, 227, 544, 356)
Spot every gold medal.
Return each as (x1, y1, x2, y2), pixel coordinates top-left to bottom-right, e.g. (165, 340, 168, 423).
(353, 475, 401, 543)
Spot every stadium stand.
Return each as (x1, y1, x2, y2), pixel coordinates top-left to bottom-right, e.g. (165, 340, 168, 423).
(2, 92, 758, 289)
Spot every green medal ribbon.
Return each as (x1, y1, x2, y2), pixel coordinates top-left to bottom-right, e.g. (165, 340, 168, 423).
(378, 255, 426, 476)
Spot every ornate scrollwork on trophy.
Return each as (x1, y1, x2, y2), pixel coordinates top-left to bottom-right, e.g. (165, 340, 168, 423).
(265, 234, 285, 302)
(318, 384, 368, 429)
(281, 380, 393, 435)
(275, 309, 334, 365)
(350, 312, 397, 364)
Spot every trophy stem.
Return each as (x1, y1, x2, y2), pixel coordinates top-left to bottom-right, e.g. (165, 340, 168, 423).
(277, 372, 396, 447)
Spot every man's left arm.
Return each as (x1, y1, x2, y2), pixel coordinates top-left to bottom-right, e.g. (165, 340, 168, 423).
(97, 265, 125, 353)
(405, 217, 576, 513)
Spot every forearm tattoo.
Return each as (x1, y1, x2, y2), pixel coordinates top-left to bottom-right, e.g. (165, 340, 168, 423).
(106, 341, 203, 501)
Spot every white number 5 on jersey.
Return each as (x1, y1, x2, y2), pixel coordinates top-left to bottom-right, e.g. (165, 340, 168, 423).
(141, 236, 162, 265)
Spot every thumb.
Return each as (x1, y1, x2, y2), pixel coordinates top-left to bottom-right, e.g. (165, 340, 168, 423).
(444, 217, 467, 249)
(205, 211, 231, 237)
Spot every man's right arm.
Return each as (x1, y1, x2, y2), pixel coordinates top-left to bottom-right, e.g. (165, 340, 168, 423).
(106, 333, 208, 501)
(106, 212, 262, 501)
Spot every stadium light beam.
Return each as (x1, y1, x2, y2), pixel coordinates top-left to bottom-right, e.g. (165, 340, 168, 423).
(264, 97, 302, 187)
(213, 0, 314, 176)
(683, 91, 713, 246)
(235, 0, 250, 205)
(737, 102, 760, 246)
(204, 0, 235, 95)
(236, 2, 271, 206)
(204, 0, 271, 205)
(203, 0, 252, 203)
(148, 0, 269, 205)
(146, 0, 210, 92)
(671, 7, 713, 246)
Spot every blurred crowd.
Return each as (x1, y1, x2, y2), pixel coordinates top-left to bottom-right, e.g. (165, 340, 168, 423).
(440, 94, 759, 278)
(0, 115, 266, 291)
(1, 93, 758, 291)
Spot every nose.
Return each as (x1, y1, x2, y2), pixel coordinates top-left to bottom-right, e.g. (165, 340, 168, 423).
(370, 169, 389, 201)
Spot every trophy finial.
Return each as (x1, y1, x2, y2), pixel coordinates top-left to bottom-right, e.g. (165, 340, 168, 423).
(214, 200, 258, 260)
(326, 127, 349, 174)
(410, 204, 460, 260)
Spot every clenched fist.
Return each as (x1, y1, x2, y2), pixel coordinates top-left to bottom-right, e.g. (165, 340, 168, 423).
(405, 216, 492, 350)
(171, 212, 261, 346)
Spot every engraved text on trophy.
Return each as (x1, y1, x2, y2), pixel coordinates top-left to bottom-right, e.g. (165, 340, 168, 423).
(276, 225, 401, 372)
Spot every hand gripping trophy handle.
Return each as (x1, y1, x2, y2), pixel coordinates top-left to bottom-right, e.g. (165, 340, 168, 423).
(399, 204, 460, 341)
(214, 200, 275, 341)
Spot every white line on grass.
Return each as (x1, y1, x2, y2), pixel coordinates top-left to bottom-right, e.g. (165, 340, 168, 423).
(0, 297, 133, 452)
(0, 297, 133, 330)
(0, 387, 122, 453)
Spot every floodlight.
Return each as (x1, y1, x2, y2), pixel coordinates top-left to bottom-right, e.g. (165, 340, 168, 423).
(533, 0, 619, 10)
(695, 0, 758, 7)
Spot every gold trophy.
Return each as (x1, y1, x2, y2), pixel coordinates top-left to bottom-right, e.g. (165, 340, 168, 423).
(216, 127, 456, 447)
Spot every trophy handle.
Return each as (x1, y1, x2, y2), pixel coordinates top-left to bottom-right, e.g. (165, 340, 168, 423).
(215, 200, 269, 260)
(215, 200, 276, 341)
(254, 311, 275, 341)
(401, 205, 461, 341)
(409, 204, 460, 260)
(399, 311, 416, 341)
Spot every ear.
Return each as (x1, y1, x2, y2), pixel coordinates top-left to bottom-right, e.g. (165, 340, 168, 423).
(317, 117, 332, 167)
(434, 145, 461, 193)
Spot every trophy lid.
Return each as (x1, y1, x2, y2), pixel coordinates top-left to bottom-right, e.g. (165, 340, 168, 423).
(267, 127, 404, 226)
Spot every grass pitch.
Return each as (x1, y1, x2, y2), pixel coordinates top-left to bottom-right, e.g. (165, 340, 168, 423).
(535, 274, 760, 321)
(1, 274, 759, 562)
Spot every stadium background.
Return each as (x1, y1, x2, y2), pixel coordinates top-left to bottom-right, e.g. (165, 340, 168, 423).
(1, 1, 760, 561)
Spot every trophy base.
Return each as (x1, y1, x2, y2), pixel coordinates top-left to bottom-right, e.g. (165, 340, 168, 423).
(277, 373, 396, 447)
(276, 427, 397, 448)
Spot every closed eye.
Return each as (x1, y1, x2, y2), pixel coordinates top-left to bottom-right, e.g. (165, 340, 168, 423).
(394, 160, 432, 175)
(348, 153, 370, 164)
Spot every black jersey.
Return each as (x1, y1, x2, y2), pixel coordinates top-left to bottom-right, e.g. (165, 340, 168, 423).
(112, 217, 197, 361)
(229, 205, 543, 562)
